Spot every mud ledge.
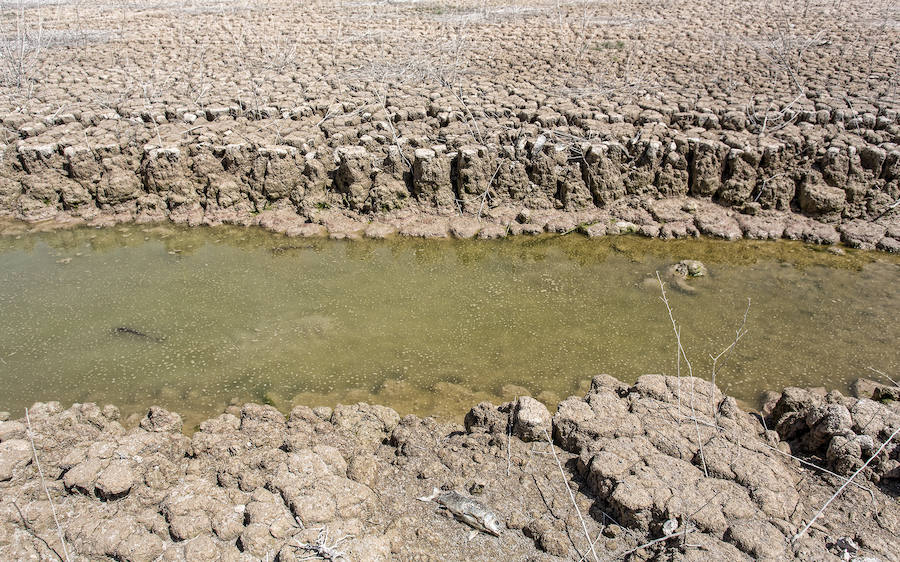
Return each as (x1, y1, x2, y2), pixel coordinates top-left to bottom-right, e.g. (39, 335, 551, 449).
(2, 0, 899, 251)
(2, 113, 900, 252)
(1, 195, 899, 252)
(1, 375, 898, 561)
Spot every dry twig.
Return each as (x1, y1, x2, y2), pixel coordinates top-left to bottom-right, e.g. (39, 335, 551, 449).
(541, 428, 599, 562)
(792, 425, 900, 541)
(656, 272, 709, 478)
(25, 408, 70, 562)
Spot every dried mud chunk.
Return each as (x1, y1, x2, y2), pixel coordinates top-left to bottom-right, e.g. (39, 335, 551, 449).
(538, 529, 569, 557)
(183, 535, 219, 561)
(329, 476, 376, 518)
(116, 531, 165, 562)
(798, 180, 846, 216)
(839, 219, 886, 249)
(331, 403, 400, 449)
(168, 513, 211, 541)
(240, 403, 287, 449)
(0, 421, 25, 442)
(347, 454, 379, 488)
(334, 146, 372, 211)
(140, 406, 183, 433)
(0, 439, 32, 481)
(806, 403, 853, 449)
(826, 435, 864, 475)
(62, 456, 104, 493)
(260, 146, 301, 201)
(464, 402, 508, 436)
(95, 459, 135, 499)
(98, 168, 141, 205)
(238, 522, 278, 557)
(284, 488, 336, 523)
(724, 520, 787, 560)
(512, 397, 551, 443)
(689, 139, 725, 197)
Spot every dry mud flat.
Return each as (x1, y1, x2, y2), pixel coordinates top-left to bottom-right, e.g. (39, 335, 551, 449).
(1, 375, 899, 561)
(0, 0, 899, 249)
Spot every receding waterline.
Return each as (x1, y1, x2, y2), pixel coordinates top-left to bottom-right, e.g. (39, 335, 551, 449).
(1, 224, 898, 428)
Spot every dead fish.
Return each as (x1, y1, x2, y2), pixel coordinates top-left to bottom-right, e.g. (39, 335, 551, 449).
(112, 326, 165, 342)
(418, 488, 502, 537)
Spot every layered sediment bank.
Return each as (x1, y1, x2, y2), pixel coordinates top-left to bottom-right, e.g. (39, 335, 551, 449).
(1, 0, 898, 249)
(1, 375, 898, 561)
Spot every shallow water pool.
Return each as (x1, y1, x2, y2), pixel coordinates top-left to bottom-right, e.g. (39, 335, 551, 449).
(1, 224, 898, 428)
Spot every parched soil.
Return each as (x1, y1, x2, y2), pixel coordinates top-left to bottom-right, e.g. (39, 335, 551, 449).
(0, 0, 898, 248)
(1, 374, 898, 561)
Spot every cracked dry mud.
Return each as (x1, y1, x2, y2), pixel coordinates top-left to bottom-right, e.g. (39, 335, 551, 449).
(0, 0, 898, 249)
(1, 375, 899, 561)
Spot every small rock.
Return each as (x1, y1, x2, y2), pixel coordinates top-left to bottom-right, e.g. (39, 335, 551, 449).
(603, 524, 622, 538)
(523, 518, 552, 540)
(512, 397, 552, 442)
(669, 259, 707, 277)
(808, 403, 853, 447)
(464, 402, 508, 435)
(585, 222, 607, 238)
(740, 202, 760, 215)
(681, 200, 698, 213)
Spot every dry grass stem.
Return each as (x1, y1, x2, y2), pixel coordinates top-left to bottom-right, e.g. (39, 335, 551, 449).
(25, 408, 70, 562)
(541, 428, 599, 562)
(793, 424, 899, 541)
(656, 271, 708, 478)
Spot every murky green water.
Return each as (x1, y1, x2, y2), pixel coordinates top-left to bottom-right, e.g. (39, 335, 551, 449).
(1, 224, 898, 428)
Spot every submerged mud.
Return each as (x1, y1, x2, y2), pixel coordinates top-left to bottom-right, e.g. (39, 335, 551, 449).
(1, 225, 898, 428)
(0, 375, 898, 561)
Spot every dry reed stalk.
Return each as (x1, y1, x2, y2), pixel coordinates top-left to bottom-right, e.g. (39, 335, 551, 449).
(792, 425, 900, 541)
(25, 408, 70, 562)
(656, 272, 709, 478)
(541, 428, 599, 562)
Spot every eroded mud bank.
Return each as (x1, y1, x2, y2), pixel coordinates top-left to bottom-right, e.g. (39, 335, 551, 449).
(1, 375, 898, 561)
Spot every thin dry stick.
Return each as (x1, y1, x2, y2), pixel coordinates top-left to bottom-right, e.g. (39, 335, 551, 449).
(542, 428, 600, 562)
(708, 298, 751, 416)
(792, 425, 900, 542)
(620, 525, 697, 557)
(867, 366, 899, 389)
(25, 408, 70, 562)
(656, 272, 708, 478)
(506, 402, 514, 477)
(11, 501, 64, 562)
(762, 441, 875, 501)
(477, 162, 503, 221)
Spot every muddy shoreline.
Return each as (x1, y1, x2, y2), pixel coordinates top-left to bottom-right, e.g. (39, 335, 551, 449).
(1, 375, 898, 561)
